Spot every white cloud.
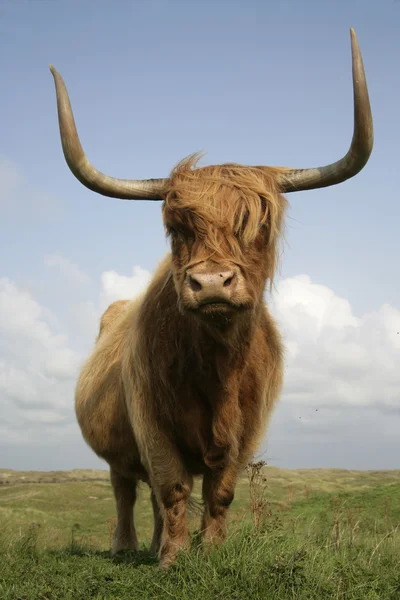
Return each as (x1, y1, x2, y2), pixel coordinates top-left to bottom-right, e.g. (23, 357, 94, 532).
(1, 277, 48, 338)
(0, 278, 81, 445)
(100, 265, 151, 309)
(45, 254, 91, 285)
(0, 260, 152, 450)
(270, 274, 400, 411)
(271, 274, 359, 343)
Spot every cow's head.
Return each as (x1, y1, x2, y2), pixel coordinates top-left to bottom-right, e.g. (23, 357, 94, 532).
(49, 29, 373, 323)
(161, 157, 287, 320)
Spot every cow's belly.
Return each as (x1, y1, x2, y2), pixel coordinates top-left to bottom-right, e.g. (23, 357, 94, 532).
(75, 359, 147, 480)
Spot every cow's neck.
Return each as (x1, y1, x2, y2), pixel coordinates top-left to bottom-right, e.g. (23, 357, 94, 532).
(177, 294, 263, 388)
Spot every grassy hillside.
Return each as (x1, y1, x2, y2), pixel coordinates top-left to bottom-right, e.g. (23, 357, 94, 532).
(1, 466, 399, 599)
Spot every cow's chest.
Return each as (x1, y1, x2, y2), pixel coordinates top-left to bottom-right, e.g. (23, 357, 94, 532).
(172, 381, 215, 448)
(164, 370, 240, 472)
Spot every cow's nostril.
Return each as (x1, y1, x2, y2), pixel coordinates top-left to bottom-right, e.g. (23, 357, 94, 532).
(189, 276, 202, 292)
(223, 277, 233, 288)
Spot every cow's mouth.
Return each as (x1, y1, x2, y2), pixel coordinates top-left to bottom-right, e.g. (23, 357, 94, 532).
(183, 298, 252, 320)
(195, 300, 250, 324)
(198, 300, 233, 313)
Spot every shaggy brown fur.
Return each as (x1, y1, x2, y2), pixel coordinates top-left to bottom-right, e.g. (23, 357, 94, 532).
(75, 156, 287, 568)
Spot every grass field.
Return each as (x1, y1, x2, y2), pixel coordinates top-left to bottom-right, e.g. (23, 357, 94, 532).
(1, 465, 400, 599)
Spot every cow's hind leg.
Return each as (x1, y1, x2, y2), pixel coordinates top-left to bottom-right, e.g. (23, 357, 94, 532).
(110, 467, 139, 554)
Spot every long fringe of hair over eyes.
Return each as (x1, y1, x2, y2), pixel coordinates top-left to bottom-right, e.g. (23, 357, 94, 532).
(163, 153, 288, 287)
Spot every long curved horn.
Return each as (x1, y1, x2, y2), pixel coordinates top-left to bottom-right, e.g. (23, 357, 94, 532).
(276, 28, 373, 193)
(49, 66, 167, 200)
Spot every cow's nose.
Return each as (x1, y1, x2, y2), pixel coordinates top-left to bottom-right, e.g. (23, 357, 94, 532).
(188, 270, 236, 299)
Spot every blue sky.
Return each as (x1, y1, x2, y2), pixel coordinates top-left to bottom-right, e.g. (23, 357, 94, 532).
(1, 0, 399, 471)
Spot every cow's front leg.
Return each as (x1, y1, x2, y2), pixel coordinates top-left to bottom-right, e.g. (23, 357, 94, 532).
(201, 463, 238, 547)
(138, 435, 193, 568)
(201, 379, 241, 546)
(157, 476, 193, 568)
(124, 380, 193, 568)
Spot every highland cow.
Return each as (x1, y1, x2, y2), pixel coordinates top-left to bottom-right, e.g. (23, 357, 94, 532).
(50, 29, 373, 568)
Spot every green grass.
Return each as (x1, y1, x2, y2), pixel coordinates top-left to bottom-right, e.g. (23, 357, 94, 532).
(1, 467, 400, 599)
